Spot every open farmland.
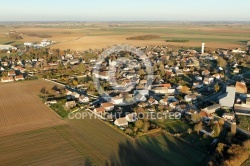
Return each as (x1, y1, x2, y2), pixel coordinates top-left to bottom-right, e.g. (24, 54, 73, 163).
(0, 80, 65, 136)
(0, 22, 250, 50)
(109, 131, 207, 166)
(0, 111, 140, 165)
(138, 132, 207, 166)
(0, 127, 87, 165)
(0, 114, 207, 166)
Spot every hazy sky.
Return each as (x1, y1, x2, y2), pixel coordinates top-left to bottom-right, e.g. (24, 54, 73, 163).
(0, 0, 249, 21)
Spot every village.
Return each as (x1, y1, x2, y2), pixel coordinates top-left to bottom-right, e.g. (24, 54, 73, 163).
(0, 41, 250, 153)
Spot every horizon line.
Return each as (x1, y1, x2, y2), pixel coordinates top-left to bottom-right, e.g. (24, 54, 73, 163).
(1, 20, 250, 23)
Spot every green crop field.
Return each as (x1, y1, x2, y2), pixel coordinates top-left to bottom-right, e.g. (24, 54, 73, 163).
(154, 119, 190, 134)
(138, 132, 207, 166)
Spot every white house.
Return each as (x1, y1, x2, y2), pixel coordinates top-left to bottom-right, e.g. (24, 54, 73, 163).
(193, 82, 203, 88)
(24, 42, 33, 47)
(195, 76, 202, 81)
(169, 102, 179, 109)
(202, 104, 220, 114)
(65, 89, 73, 95)
(89, 59, 97, 63)
(1, 77, 14, 83)
(167, 88, 176, 94)
(159, 98, 168, 105)
(111, 96, 124, 105)
(232, 48, 246, 54)
(71, 92, 80, 99)
(202, 70, 210, 76)
(93, 71, 110, 80)
(203, 77, 214, 85)
(8, 71, 16, 77)
(148, 98, 159, 105)
(40, 39, 52, 47)
(101, 102, 114, 111)
(212, 74, 221, 79)
(153, 87, 169, 94)
(114, 117, 128, 127)
(45, 100, 57, 105)
(125, 113, 137, 122)
(184, 94, 197, 102)
(15, 75, 24, 81)
(222, 113, 235, 121)
(69, 59, 79, 65)
(233, 68, 240, 74)
(65, 101, 76, 108)
(78, 95, 89, 103)
(32, 59, 38, 62)
(65, 54, 73, 60)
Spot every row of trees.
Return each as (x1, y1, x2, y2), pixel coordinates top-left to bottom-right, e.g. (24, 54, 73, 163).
(126, 35, 160, 40)
(40, 85, 65, 97)
(208, 134, 250, 166)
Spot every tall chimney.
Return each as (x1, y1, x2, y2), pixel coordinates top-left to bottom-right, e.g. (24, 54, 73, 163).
(201, 43, 205, 54)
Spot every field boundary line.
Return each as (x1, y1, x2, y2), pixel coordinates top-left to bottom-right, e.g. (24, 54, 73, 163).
(51, 123, 97, 166)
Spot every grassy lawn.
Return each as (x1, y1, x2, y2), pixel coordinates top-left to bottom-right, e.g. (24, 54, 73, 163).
(154, 119, 190, 134)
(49, 98, 78, 118)
(154, 118, 214, 152)
(180, 132, 214, 152)
(138, 132, 207, 166)
(237, 115, 250, 131)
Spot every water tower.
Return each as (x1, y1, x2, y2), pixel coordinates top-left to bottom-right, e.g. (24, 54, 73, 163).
(201, 43, 205, 54)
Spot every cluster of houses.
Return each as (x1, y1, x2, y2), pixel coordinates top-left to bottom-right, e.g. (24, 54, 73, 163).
(1, 70, 25, 83)
(89, 45, 249, 126)
(189, 81, 250, 136)
(63, 89, 90, 108)
(1, 42, 250, 135)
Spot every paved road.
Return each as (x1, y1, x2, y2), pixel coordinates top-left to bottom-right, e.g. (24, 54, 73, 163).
(194, 80, 227, 108)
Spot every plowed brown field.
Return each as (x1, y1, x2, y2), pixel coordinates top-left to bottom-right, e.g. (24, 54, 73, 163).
(0, 80, 65, 136)
(0, 80, 207, 165)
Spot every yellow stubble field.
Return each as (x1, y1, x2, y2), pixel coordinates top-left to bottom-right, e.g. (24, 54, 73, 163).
(1, 23, 249, 50)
